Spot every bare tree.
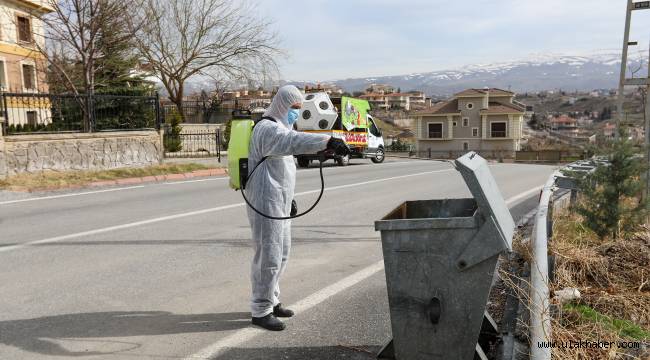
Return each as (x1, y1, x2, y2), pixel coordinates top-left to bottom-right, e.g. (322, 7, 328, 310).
(130, 0, 279, 119)
(27, 0, 139, 130)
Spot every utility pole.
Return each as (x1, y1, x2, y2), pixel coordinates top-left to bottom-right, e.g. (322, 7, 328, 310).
(617, 1, 650, 202)
(616, 0, 633, 140)
(645, 39, 650, 202)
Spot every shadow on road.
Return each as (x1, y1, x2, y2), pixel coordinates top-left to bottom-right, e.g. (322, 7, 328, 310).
(217, 345, 381, 360)
(0, 311, 249, 357)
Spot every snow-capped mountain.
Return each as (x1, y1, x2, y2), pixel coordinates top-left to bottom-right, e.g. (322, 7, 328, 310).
(160, 50, 647, 97)
(331, 50, 647, 96)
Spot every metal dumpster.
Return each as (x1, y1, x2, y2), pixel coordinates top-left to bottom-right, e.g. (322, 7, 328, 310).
(375, 152, 515, 360)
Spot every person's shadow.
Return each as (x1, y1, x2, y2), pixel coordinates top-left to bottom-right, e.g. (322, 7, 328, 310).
(0, 311, 249, 357)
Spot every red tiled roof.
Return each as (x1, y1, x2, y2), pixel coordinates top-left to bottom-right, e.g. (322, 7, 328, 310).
(550, 115, 577, 124)
(454, 88, 514, 97)
(481, 102, 524, 114)
(359, 93, 385, 98)
(410, 99, 460, 115)
(454, 89, 487, 97)
(488, 88, 514, 96)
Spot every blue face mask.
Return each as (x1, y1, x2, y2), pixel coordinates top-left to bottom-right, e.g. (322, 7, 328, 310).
(287, 109, 299, 126)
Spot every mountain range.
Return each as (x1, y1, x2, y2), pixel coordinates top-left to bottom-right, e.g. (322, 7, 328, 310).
(328, 50, 647, 96)
(167, 50, 648, 97)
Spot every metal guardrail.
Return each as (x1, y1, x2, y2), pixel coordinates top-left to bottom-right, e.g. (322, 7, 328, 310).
(529, 160, 598, 360)
(529, 172, 557, 360)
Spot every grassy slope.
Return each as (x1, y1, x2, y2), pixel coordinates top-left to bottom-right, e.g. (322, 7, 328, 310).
(0, 163, 211, 191)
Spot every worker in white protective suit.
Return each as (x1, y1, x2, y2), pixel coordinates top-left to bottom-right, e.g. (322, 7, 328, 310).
(246, 85, 349, 331)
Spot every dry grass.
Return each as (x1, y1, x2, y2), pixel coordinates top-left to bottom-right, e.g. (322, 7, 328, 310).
(501, 211, 650, 359)
(0, 163, 211, 191)
(551, 211, 649, 359)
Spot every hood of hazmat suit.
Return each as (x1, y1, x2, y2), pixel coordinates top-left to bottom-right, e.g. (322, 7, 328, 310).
(246, 85, 330, 318)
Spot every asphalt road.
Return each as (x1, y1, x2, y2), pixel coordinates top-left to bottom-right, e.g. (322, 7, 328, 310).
(0, 157, 556, 359)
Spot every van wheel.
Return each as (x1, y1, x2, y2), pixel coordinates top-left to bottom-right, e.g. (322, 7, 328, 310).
(297, 157, 311, 168)
(371, 147, 385, 163)
(336, 154, 350, 166)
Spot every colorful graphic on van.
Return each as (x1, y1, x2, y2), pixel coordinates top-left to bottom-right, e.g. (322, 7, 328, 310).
(341, 97, 370, 131)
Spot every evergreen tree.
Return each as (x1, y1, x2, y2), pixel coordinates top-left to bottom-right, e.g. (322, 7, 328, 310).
(567, 133, 648, 238)
(164, 110, 183, 152)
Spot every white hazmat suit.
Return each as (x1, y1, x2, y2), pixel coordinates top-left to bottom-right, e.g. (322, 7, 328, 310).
(246, 85, 330, 318)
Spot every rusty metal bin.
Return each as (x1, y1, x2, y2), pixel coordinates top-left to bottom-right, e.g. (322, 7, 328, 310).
(375, 152, 515, 360)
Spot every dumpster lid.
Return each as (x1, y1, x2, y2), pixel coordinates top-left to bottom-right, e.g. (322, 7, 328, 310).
(455, 152, 515, 247)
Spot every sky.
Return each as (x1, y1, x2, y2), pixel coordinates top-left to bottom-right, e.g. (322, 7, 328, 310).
(255, 0, 650, 81)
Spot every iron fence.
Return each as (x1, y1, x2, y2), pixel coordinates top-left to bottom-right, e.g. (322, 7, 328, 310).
(1, 92, 161, 135)
(160, 100, 231, 124)
(163, 127, 222, 161)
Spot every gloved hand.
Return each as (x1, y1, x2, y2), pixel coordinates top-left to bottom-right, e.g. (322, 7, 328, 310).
(326, 137, 350, 156)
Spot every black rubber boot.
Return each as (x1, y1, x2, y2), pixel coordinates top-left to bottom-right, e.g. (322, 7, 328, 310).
(251, 314, 286, 331)
(273, 303, 294, 318)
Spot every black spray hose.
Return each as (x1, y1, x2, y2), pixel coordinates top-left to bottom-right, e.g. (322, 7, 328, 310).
(240, 152, 327, 220)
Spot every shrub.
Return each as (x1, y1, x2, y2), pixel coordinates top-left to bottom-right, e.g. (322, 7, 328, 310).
(164, 110, 183, 152)
(567, 134, 648, 238)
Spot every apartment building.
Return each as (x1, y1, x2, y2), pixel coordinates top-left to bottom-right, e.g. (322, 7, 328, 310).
(413, 88, 525, 156)
(0, 0, 52, 126)
(365, 84, 394, 95)
(360, 91, 428, 111)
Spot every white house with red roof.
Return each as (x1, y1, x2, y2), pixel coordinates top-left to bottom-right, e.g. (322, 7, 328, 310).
(411, 88, 526, 157)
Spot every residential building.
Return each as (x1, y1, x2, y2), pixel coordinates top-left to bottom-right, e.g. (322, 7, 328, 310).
(219, 88, 272, 110)
(365, 84, 394, 95)
(360, 91, 424, 111)
(412, 88, 525, 157)
(603, 122, 616, 139)
(0, 0, 53, 126)
(385, 93, 411, 110)
(304, 83, 343, 95)
(549, 115, 577, 130)
(360, 93, 389, 110)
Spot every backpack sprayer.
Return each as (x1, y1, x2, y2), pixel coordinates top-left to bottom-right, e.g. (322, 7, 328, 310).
(228, 110, 330, 220)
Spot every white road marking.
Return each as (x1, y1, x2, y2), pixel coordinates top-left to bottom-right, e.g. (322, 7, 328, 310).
(182, 188, 543, 359)
(0, 169, 452, 253)
(183, 260, 386, 360)
(504, 186, 543, 206)
(0, 160, 441, 205)
(0, 186, 145, 205)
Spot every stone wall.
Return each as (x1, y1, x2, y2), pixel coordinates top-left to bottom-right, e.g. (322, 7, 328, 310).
(0, 131, 163, 179)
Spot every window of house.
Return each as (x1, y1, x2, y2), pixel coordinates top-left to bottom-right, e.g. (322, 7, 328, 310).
(466, 103, 474, 109)
(472, 127, 479, 137)
(463, 142, 469, 151)
(22, 64, 36, 90)
(490, 122, 507, 138)
(453, 121, 457, 127)
(17, 16, 32, 43)
(462, 117, 469, 127)
(0, 60, 6, 90)
(428, 123, 443, 138)
(26, 111, 37, 126)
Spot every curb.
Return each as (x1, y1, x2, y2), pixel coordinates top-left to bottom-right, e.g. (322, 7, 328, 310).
(87, 168, 227, 188)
